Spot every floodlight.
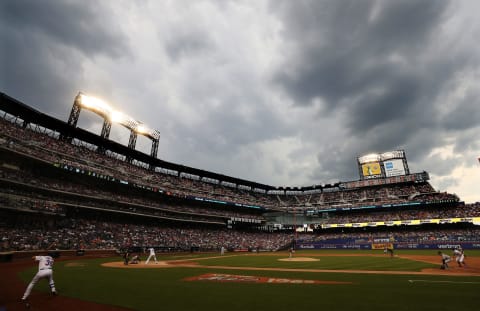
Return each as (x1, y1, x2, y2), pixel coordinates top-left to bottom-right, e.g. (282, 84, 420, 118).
(136, 124, 148, 134)
(72, 92, 160, 157)
(79, 94, 112, 116)
(358, 153, 380, 164)
(110, 110, 128, 123)
(134, 123, 160, 139)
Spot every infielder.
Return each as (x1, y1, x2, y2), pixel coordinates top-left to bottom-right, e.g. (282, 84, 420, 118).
(145, 247, 158, 264)
(21, 255, 57, 307)
(438, 251, 451, 269)
(453, 247, 466, 267)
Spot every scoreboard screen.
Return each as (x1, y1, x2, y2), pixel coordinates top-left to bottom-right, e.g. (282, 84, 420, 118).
(357, 150, 409, 180)
(361, 162, 382, 179)
(383, 159, 406, 177)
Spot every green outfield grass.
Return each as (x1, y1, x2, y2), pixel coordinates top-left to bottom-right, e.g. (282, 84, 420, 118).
(19, 250, 480, 311)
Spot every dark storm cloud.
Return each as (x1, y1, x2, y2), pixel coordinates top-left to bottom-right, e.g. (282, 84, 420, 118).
(346, 74, 420, 132)
(271, 0, 457, 136)
(0, 0, 478, 200)
(0, 0, 130, 117)
(267, 0, 480, 183)
(442, 96, 480, 131)
(272, 0, 451, 110)
(1, 0, 127, 57)
(171, 94, 292, 158)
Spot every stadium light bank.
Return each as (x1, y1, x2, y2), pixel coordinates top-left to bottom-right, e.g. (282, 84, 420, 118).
(76, 93, 159, 139)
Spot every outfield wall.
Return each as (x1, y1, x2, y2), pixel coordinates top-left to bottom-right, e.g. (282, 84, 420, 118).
(297, 241, 480, 250)
(0, 249, 118, 263)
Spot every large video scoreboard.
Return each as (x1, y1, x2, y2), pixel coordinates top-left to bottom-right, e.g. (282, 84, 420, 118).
(357, 150, 410, 180)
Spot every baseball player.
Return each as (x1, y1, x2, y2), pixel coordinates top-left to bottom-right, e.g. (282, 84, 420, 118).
(289, 247, 294, 259)
(130, 254, 141, 264)
(123, 250, 130, 265)
(438, 251, 451, 269)
(386, 245, 394, 258)
(453, 247, 466, 267)
(21, 255, 57, 307)
(145, 247, 158, 264)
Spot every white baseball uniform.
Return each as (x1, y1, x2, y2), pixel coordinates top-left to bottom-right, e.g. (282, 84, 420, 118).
(440, 253, 451, 268)
(145, 247, 157, 264)
(22, 256, 57, 300)
(453, 248, 465, 265)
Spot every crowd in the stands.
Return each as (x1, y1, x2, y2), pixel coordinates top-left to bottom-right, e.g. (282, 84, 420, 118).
(320, 202, 480, 224)
(1, 115, 479, 254)
(2, 214, 479, 252)
(0, 117, 462, 212)
(0, 216, 292, 252)
(297, 227, 480, 244)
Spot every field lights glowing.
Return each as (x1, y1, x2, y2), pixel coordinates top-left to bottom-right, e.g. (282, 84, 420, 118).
(135, 123, 160, 139)
(110, 110, 127, 123)
(109, 111, 139, 129)
(77, 93, 158, 138)
(136, 124, 148, 134)
(79, 94, 112, 116)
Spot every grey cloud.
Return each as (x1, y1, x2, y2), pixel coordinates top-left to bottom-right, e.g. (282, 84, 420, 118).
(0, 0, 130, 118)
(0, 29, 80, 117)
(1, 0, 479, 201)
(177, 97, 292, 157)
(346, 74, 420, 133)
(367, 1, 450, 54)
(441, 97, 480, 131)
(165, 29, 214, 62)
(267, 0, 480, 184)
(272, 0, 452, 108)
(1, 0, 128, 57)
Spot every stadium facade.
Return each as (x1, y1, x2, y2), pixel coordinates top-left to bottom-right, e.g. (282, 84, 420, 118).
(1, 92, 479, 254)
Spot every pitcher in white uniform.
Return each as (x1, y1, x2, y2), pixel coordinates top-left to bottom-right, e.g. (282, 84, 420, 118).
(21, 255, 57, 306)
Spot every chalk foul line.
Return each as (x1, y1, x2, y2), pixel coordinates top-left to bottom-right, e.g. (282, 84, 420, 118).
(408, 280, 480, 284)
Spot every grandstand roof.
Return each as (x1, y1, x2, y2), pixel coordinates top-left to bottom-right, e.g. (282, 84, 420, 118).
(0, 92, 275, 191)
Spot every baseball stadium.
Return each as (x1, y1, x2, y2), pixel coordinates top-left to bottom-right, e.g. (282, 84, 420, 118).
(0, 92, 479, 311)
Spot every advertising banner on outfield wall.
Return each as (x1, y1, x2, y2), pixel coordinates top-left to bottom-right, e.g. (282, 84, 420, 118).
(297, 243, 371, 250)
(371, 243, 393, 250)
(297, 242, 480, 250)
(321, 217, 480, 229)
(394, 243, 480, 250)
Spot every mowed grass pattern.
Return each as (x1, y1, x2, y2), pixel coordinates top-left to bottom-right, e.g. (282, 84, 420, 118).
(18, 250, 480, 311)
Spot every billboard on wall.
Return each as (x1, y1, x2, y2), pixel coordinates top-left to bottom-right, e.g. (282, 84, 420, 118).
(383, 159, 406, 177)
(361, 162, 382, 178)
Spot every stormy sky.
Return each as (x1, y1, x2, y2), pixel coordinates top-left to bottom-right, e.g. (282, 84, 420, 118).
(1, 0, 479, 203)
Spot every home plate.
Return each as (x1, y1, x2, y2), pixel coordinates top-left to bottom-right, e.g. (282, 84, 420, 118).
(278, 257, 320, 262)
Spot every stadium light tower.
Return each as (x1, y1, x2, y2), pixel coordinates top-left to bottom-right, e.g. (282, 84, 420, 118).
(65, 92, 161, 162)
(126, 123, 160, 168)
(66, 93, 83, 128)
(67, 93, 115, 152)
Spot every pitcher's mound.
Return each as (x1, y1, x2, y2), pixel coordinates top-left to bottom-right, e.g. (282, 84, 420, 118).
(278, 257, 320, 262)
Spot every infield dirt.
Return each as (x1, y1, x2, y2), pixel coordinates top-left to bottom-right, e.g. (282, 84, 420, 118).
(102, 253, 480, 276)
